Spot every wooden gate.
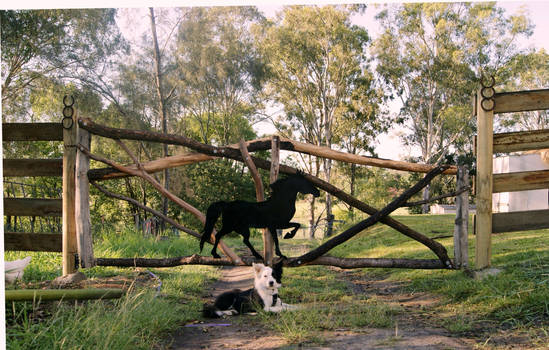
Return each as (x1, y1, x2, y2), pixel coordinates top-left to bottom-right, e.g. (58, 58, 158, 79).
(3, 111, 93, 275)
(475, 88, 549, 269)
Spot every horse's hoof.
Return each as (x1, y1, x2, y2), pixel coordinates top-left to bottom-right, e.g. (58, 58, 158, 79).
(283, 232, 293, 239)
(212, 253, 221, 259)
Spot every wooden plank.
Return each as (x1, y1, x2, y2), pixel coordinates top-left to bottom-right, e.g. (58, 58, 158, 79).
(493, 169, 549, 193)
(3, 159, 63, 177)
(475, 89, 494, 269)
(63, 112, 78, 275)
(2, 123, 63, 141)
(494, 89, 549, 114)
(492, 209, 549, 233)
(493, 129, 549, 153)
(4, 198, 62, 216)
(266, 136, 281, 265)
(4, 232, 62, 252)
(75, 127, 95, 268)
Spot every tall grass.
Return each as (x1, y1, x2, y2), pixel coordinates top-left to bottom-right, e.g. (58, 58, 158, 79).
(5, 227, 218, 349)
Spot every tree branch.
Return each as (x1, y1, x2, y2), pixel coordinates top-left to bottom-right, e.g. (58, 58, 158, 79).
(286, 165, 451, 267)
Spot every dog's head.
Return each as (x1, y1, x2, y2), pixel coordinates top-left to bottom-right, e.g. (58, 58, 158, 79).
(253, 263, 279, 294)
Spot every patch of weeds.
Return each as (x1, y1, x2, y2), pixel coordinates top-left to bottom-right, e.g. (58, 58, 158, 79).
(442, 315, 475, 333)
(258, 299, 399, 344)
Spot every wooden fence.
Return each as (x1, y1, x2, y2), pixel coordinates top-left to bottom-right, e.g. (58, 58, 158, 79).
(4, 109, 473, 275)
(475, 88, 549, 269)
(3, 112, 94, 274)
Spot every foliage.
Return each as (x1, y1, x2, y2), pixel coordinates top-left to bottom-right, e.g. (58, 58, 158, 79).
(1, 9, 127, 120)
(257, 5, 386, 236)
(497, 48, 549, 132)
(5, 228, 218, 350)
(174, 6, 266, 145)
(373, 2, 533, 165)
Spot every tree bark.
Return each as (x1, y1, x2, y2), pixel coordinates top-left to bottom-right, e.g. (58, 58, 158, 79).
(149, 7, 170, 232)
(77, 118, 453, 266)
(94, 254, 446, 269)
(285, 165, 450, 267)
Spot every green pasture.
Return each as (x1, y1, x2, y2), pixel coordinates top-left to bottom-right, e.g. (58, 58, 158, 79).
(4, 215, 549, 348)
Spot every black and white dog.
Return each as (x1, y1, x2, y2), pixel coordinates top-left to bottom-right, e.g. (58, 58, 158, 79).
(203, 262, 298, 318)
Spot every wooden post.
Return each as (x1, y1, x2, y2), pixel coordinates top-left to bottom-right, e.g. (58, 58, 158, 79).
(453, 165, 469, 268)
(238, 139, 274, 264)
(62, 111, 78, 275)
(266, 136, 280, 264)
(75, 126, 94, 268)
(475, 89, 494, 269)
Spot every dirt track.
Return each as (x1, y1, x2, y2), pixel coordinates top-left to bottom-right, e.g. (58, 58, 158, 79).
(164, 266, 483, 350)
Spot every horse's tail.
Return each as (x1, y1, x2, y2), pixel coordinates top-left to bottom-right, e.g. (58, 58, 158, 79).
(200, 201, 226, 252)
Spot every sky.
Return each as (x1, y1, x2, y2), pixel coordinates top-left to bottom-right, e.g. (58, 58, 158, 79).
(3, 0, 549, 160)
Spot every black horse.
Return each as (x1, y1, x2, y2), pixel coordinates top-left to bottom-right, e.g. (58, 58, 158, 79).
(199, 173, 320, 260)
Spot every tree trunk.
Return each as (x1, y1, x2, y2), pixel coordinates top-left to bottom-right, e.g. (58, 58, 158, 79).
(422, 185, 430, 214)
(149, 7, 169, 233)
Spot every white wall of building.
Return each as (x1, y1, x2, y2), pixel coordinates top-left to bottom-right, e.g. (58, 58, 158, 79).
(492, 153, 549, 212)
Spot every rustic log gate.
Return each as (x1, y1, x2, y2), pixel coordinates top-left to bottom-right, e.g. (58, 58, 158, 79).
(73, 117, 474, 271)
(475, 87, 549, 269)
(4, 107, 473, 275)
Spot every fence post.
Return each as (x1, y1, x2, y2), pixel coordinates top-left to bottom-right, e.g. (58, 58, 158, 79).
(266, 136, 280, 264)
(62, 111, 78, 275)
(454, 165, 469, 268)
(76, 125, 95, 267)
(475, 88, 494, 269)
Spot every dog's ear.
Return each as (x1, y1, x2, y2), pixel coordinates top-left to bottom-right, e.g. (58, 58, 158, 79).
(272, 260, 283, 284)
(253, 263, 265, 277)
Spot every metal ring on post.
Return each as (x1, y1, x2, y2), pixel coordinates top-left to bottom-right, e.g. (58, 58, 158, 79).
(481, 98, 495, 112)
(480, 75, 496, 112)
(481, 86, 495, 99)
(62, 95, 75, 129)
(63, 95, 75, 107)
(480, 75, 495, 89)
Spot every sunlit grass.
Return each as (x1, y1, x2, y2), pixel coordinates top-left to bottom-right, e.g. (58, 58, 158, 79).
(5, 227, 217, 349)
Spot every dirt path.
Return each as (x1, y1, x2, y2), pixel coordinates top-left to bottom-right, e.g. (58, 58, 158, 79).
(164, 266, 482, 350)
(165, 266, 289, 349)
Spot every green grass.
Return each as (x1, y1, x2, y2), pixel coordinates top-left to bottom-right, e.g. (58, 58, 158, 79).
(5, 228, 218, 349)
(232, 215, 548, 344)
(5, 215, 549, 348)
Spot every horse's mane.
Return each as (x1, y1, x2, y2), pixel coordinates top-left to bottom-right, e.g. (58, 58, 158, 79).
(269, 172, 305, 192)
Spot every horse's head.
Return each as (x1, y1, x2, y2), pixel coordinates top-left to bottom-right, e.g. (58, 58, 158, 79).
(271, 172, 320, 197)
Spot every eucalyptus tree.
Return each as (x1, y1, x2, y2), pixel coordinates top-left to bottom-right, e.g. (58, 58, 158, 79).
(174, 6, 265, 145)
(1, 9, 127, 121)
(372, 2, 532, 212)
(497, 49, 549, 132)
(257, 5, 383, 237)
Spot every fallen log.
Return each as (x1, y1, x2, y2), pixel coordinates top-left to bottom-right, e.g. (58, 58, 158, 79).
(94, 254, 446, 269)
(5, 288, 124, 302)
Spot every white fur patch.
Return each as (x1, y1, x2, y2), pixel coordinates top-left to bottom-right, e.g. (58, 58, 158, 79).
(252, 263, 299, 313)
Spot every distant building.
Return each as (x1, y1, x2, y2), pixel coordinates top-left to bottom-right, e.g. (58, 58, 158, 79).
(492, 152, 549, 213)
(430, 204, 476, 214)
